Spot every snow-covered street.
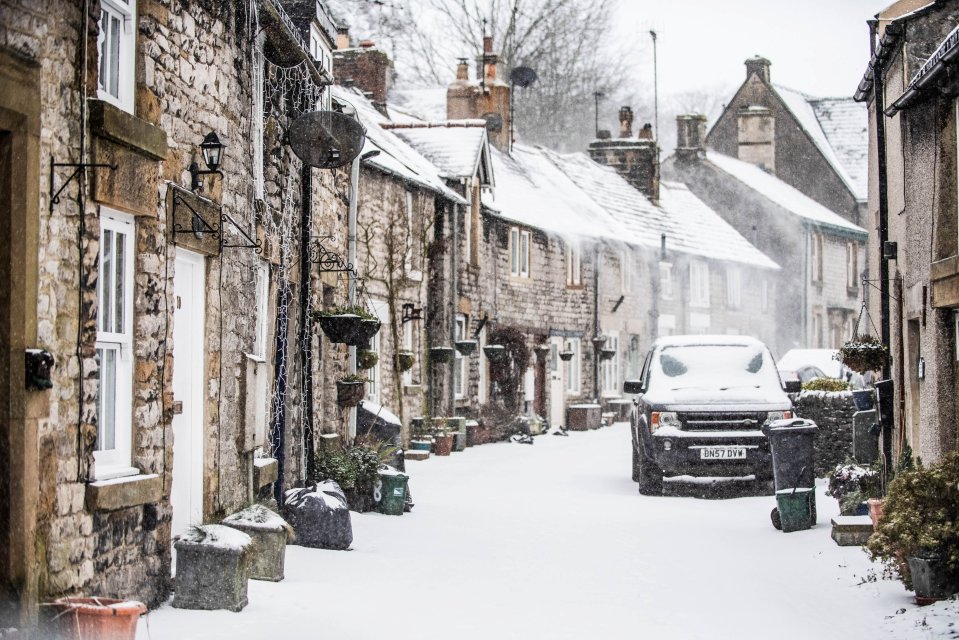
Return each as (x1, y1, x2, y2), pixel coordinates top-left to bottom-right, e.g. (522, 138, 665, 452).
(138, 424, 955, 639)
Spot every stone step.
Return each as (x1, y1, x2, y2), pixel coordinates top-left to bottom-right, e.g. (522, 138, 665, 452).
(405, 450, 430, 461)
(831, 515, 874, 546)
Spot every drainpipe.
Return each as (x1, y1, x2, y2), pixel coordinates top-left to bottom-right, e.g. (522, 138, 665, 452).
(593, 245, 600, 402)
(347, 154, 360, 441)
(871, 18, 894, 471)
(300, 164, 314, 481)
(450, 201, 458, 416)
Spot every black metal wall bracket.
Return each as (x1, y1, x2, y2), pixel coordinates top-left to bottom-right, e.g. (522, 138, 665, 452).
(171, 191, 220, 241)
(221, 213, 262, 254)
(309, 236, 356, 277)
(49, 160, 116, 212)
(472, 313, 489, 339)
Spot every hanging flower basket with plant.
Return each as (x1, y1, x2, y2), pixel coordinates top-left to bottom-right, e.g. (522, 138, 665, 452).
(314, 307, 381, 347)
(591, 335, 608, 351)
(336, 375, 367, 408)
(455, 339, 478, 356)
(533, 344, 550, 361)
(483, 344, 508, 362)
(599, 348, 616, 361)
(430, 346, 455, 363)
(394, 350, 415, 372)
(835, 334, 887, 374)
(559, 349, 574, 362)
(357, 349, 378, 370)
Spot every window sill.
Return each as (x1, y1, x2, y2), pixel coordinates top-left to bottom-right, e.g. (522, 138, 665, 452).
(85, 472, 162, 512)
(88, 99, 168, 161)
(847, 287, 860, 298)
(253, 457, 278, 489)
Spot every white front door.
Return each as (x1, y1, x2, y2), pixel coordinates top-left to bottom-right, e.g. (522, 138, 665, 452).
(171, 248, 206, 543)
(549, 336, 565, 427)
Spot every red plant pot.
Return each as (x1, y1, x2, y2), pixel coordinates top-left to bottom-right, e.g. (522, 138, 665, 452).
(53, 597, 146, 640)
(433, 434, 453, 456)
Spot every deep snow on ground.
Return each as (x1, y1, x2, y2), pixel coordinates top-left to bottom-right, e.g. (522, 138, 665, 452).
(139, 423, 956, 639)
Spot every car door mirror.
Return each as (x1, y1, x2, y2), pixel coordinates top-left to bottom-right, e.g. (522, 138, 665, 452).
(623, 379, 645, 395)
(783, 379, 802, 393)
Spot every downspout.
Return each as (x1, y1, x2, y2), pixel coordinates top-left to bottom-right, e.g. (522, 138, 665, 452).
(450, 201, 458, 416)
(872, 19, 894, 472)
(299, 164, 314, 481)
(347, 154, 360, 441)
(593, 245, 600, 402)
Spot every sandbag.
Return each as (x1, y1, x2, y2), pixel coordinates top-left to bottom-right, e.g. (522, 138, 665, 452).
(283, 481, 353, 550)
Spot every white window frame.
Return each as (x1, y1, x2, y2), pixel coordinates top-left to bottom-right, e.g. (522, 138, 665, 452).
(253, 261, 270, 358)
(478, 326, 488, 403)
(402, 320, 414, 387)
(94, 208, 136, 479)
(366, 300, 389, 403)
(454, 314, 467, 399)
(601, 332, 620, 397)
(811, 232, 823, 283)
(564, 338, 581, 394)
(726, 267, 742, 309)
(565, 242, 582, 286)
(846, 241, 859, 289)
(660, 262, 673, 300)
(812, 310, 823, 348)
(510, 227, 530, 278)
(97, 0, 136, 113)
(689, 260, 710, 308)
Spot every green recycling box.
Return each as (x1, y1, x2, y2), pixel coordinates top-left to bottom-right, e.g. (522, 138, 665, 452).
(375, 469, 409, 516)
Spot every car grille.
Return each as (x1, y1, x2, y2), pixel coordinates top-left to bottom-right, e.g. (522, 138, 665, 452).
(678, 412, 768, 430)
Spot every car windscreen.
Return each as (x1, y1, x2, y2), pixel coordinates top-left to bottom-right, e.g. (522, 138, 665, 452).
(651, 344, 782, 391)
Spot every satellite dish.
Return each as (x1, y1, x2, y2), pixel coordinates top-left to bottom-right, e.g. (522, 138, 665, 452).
(482, 112, 503, 133)
(288, 110, 367, 169)
(509, 66, 538, 89)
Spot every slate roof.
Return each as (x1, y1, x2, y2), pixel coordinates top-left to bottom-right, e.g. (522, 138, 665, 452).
(482, 144, 627, 242)
(705, 150, 867, 236)
(772, 84, 868, 202)
(542, 150, 777, 270)
(330, 85, 466, 205)
(387, 87, 449, 122)
(390, 123, 489, 181)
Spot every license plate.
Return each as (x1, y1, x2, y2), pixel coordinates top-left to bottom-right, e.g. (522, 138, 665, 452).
(699, 446, 747, 460)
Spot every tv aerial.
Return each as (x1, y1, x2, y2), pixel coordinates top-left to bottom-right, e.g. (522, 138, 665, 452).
(509, 66, 538, 89)
(288, 110, 367, 169)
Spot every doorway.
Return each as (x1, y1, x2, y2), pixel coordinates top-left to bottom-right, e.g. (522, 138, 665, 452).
(171, 248, 206, 543)
(549, 336, 565, 427)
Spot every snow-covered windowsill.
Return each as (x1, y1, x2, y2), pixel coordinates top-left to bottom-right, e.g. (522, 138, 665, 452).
(86, 472, 162, 512)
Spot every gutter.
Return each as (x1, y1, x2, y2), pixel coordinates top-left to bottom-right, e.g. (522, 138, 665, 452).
(259, 0, 331, 86)
(886, 24, 959, 115)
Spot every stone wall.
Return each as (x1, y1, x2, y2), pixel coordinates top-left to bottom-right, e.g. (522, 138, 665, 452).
(793, 390, 856, 476)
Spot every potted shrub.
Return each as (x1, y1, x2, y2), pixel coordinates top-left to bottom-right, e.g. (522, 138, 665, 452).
(314, 306, 381, 346)
(483, 344, 508, 362)
(430, 346, 455, 363)
(312, 442, 383, 512)
(357, 349, 378, 370)
(827, 462, 880, 516)
(51, 597, 147, 640)
(867, 451, 959, 602)
(433, 426, 453, 456)
(395, 350, 415, 372)
(336, 374, 367, 408)
(835, 334, 887, 374)
(455, 339, 478, 356)
(173, 524, 254, 611)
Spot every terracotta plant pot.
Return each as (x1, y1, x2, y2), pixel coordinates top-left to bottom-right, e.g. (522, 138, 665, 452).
(336, 380, 366, 408)
(868, 498, 885, 529)
(53, 597, 146, 640)
(433, 433, 453, 456)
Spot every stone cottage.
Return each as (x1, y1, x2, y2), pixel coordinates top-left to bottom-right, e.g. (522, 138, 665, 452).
(854, 0, 959, 464)
(0, 0, 381, 630)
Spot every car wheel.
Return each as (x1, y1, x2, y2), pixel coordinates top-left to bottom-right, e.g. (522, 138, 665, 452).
(637, 451, 663, 496)
(632, 445, 640, 482)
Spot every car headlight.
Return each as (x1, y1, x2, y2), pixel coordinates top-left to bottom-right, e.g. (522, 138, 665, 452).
(651, 411, 681, 432)
(766, 410, 793, 423)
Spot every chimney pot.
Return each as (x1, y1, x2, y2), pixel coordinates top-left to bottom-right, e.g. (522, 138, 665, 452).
(456, 58, 469, 81)
(484, 36, 493, 54)
(638, 123, 654, 140)
(618, 106, 634, 138)
(336, 28, 350, 50)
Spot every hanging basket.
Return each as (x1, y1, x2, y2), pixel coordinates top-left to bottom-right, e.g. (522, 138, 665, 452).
(455, 339, 478, 356)
(316, 314, 381, 347)
(599, 348, 616, 361)
(430, 346, 455, 363)
(559, 350, 574, 362)
(483, 344, 509, 363)
(591, 336, 608, 350)
(395, 351, 415, 372)
(357, 349, 378, 370)
(835, 335, 887, 374)
(336, 380, 366, 407)
(533, 344, 550, 361)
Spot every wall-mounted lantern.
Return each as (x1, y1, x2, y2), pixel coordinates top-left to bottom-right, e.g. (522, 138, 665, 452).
(402, 303, 423, 324)
(189, 132, 226, 191)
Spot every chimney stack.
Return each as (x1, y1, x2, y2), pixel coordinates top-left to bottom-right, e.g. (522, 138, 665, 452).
(675, 114, 707, 160)
(449, 38, 511, 151)
(455, 58, 469, 81)
(638, 123, 653, 140)
(737, 105, 775, 172)
(744, 56, 771, 83)
(619, 106, 634, 138)
(336, 27, 350, 50)
(333, 40, 394, 114)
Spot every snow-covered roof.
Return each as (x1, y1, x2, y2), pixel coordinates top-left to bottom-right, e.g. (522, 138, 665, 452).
(541, 150, 778, 270)
(390, 123, 488, 180)
(330, 85, 466, 205)
(772, 84, 867, 202)
(387, 86, 449, 122)
(654, 334, 768, 348)
(705, 150, 867, 236)
(482, 144, 626, 242)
